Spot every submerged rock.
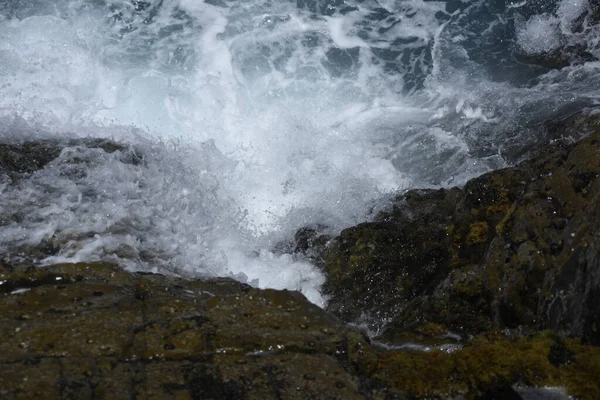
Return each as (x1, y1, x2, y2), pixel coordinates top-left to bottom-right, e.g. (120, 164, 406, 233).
(1, 119, 600, 398)
(1, 262, 599, 399)
(0, 138, 147, 265)
(590, 0, 600, 25)
(513, 4, 600, 72)
(0, 138, 141, 176)
(322, 113, 600, 345)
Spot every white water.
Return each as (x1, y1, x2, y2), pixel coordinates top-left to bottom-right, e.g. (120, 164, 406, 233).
(1, 0, 599, 306)
(516, 0, 590, 54)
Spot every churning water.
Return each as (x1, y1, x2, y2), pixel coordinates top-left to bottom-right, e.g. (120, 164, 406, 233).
(1, 0, 599, 306)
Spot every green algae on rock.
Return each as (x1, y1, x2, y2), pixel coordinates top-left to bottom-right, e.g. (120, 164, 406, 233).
(322, 113, 600, 345)
(0, 262, 369, 399)
(372, 331, 600, 400)
(1, 262, 600, 399)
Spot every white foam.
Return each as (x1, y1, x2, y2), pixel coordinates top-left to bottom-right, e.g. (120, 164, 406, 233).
(507, 1, 527, 9)
(2, 0, 597, 309)
(516, 0, 591, 55)
(557, 0, 588, 32)
(0, 0, 443, 306)
(516, 13, 562, 54)
(326, 14, 369, 49)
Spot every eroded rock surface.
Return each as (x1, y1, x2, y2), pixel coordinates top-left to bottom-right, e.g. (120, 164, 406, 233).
(0, 262, 369, 399)
(2, 117, 600, 398)
(322, 114, 600, 346)
(1, 262, 600, 399)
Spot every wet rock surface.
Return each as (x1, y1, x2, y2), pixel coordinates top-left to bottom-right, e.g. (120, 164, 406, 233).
(0, 262, 369, 399)
(1, 262, 600, 399)
(0, 138, 141, 176)
(0, 138, 147, 265)
(2, 116, 600, 398)
(322, 113, 600, 346)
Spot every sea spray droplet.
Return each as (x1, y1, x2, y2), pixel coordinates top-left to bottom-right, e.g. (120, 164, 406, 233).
(0, 0, 599, 310)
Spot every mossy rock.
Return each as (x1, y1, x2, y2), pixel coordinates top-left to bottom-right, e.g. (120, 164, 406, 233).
(370, 331, 600, 400)
(2, 262, 600, 399)
(0, 262, 370, 399)
(321, 112, 600, 344)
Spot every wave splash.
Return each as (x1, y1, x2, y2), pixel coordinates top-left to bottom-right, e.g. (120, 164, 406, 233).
(0, 0, 599, 306)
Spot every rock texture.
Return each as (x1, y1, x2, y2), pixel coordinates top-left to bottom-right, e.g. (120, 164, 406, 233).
(322, 114, 600, 345)
(0, 138, 141, 176)
(1, 262, 600, 399)
(2, 114, 600, 398)
(0, 262, 369, 399)
(0, 138, 145, 265)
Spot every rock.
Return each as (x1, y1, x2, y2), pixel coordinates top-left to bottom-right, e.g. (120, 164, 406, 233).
(512, 2, 600, 72)
(475, 386, 524, 400)
(371, 330, 600, 400)
(0, 141, 63, 174)
(2, 120, 600, 397)
(0, 138, 140, 175)
(0, 138, 144, 265)
(1, 262, 599, 399)
(273, 225, 332, 266)
(0, 262, 369, 399)
(322, 113, 600, 344)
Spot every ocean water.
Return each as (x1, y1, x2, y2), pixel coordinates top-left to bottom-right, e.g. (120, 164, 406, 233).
(1, 0, 599, 306)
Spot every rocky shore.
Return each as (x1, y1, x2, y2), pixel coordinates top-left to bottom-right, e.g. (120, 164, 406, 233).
(1, 112, 600, 399)
(1, 263, 600, 399)
(321, 113, 600, 346)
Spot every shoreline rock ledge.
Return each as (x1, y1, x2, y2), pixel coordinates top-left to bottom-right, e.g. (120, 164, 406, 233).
(321, 113, 600, 349)
(1, 262, 600, 399)
(1, 114, 600, 399)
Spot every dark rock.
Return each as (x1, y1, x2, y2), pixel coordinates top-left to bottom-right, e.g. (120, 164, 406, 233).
(513, 5, 600, 72)
(0, 138, 142, 177)
(0, 141, 62, 174)
(273, 225, 332, 266)
(370, 330, 600, 400)
(1, 262, 599, 399)
(0, 262, 369, 399)
(591, 0, 600, 25)
(475, 386, 523, 400)
(3, 118, 600, 397)
(322, 112, 600, 344)
(0, 138, 145, 266)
